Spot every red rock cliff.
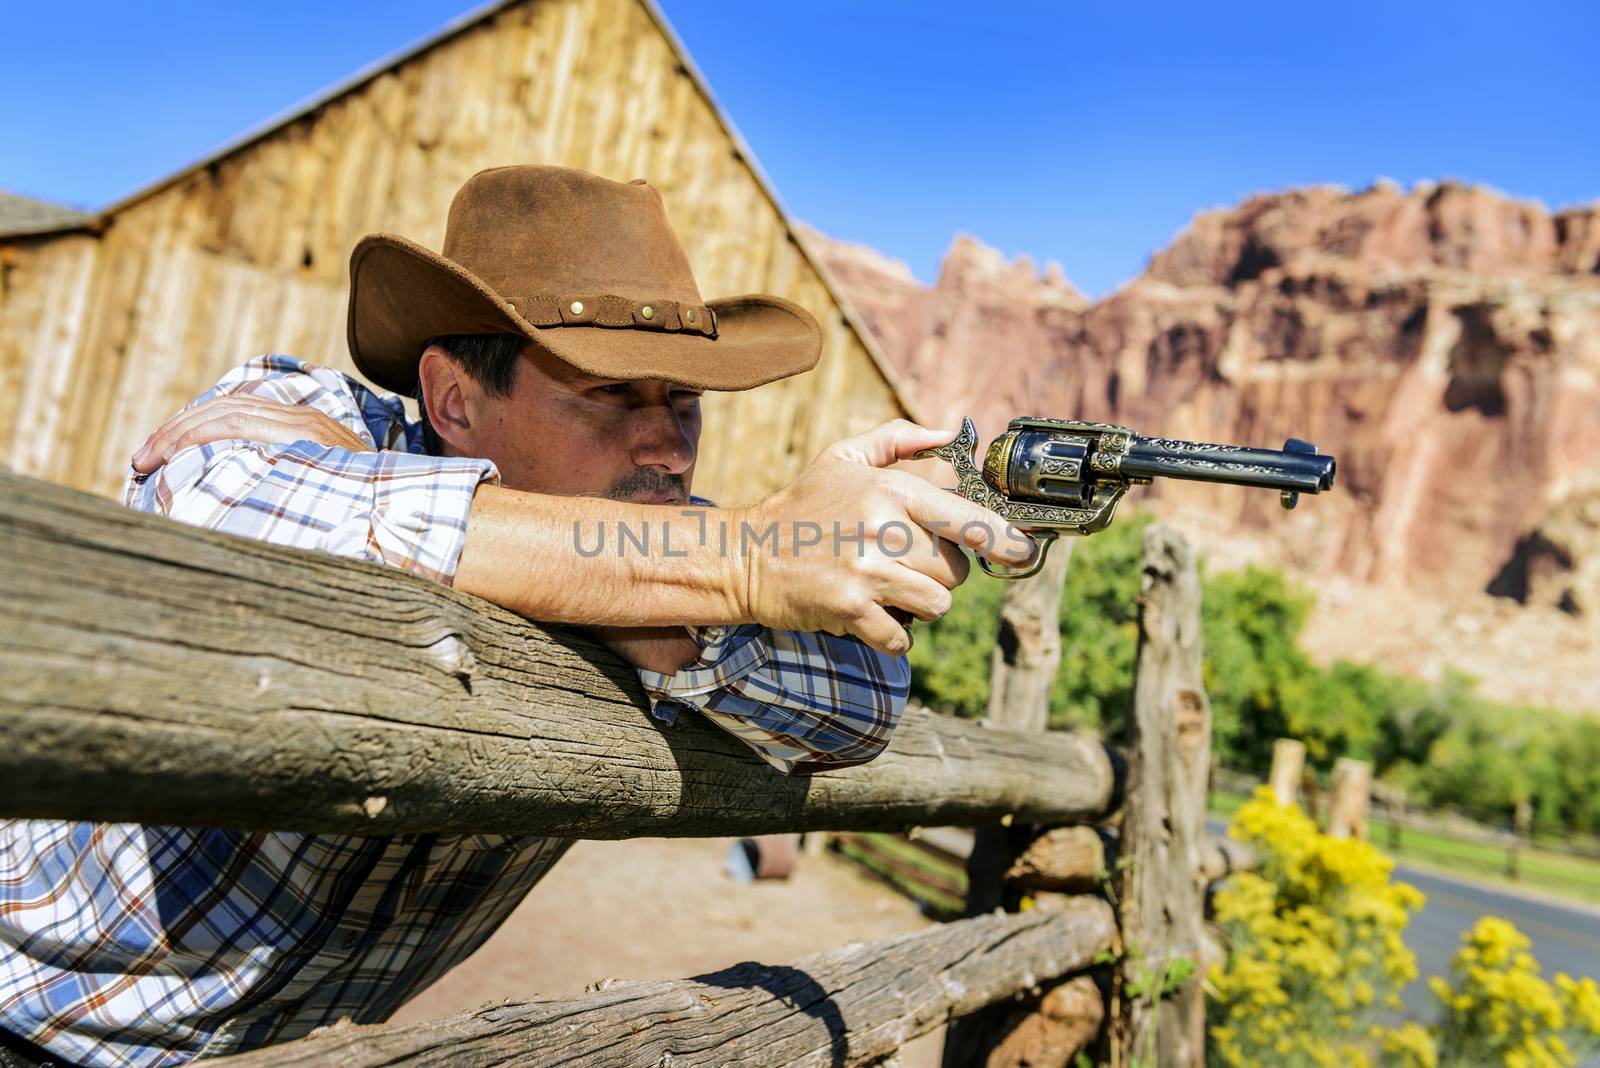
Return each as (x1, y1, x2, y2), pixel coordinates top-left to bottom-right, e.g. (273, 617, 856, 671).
(802, 181, 1600, 709)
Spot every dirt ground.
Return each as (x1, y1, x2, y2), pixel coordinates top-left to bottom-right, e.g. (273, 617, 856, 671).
(392, 837, 947, 1066)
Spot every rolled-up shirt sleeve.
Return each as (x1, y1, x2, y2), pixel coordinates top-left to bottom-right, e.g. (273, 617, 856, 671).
(636, 625, 911, 775)
(123, 356, 499, 586)
(130, 440, 498, 586)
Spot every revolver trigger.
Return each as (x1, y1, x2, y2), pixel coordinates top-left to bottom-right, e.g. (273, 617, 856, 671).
(977, 532, 1055, 580)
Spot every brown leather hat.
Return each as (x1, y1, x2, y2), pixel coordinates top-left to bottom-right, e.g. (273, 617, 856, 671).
(348, 165, 822, 395)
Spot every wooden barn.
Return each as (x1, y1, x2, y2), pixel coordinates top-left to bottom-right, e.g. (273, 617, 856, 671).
(0, 0, 911, 504)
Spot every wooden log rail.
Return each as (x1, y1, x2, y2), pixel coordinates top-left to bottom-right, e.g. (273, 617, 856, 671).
(1004, 826, 1255, 892)
(220, 898, 1116, 1067)
(844, 824, 1257, 897)
(829, 831, 967, 904)
(0, 470, 1117, 837)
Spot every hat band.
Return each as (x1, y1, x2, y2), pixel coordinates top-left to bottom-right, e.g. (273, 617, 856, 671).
(510, 294, 717, 338)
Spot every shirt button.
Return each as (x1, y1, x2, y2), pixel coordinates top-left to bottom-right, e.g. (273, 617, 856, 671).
(342, 931, 359, 950)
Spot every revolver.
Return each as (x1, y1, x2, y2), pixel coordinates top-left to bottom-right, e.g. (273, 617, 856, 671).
(915, 416, 1337, 579)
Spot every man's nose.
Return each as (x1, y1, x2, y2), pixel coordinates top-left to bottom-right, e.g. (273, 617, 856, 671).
(630, 406, 696, 474)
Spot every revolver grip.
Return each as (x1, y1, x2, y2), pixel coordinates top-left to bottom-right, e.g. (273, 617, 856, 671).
(915, 419, 1077, 580)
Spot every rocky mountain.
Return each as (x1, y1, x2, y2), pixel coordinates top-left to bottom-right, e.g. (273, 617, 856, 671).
(803, 180, 1600, 711)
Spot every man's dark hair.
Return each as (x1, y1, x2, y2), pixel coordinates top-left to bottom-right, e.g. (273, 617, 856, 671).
(413, 333, 527, 455)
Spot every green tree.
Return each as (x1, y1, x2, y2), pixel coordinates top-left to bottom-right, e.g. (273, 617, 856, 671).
(906, 515, 1154, 725)
(906, 558, 1003, 718)
(1199, 566, 1316, 768)
(1556, 718, 1600, 832)
(1410, 697, 1567, 826)
(1050, 514, 1153, 733)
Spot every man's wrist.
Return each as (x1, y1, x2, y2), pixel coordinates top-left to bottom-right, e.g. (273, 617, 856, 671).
(712, 503, 758, 626)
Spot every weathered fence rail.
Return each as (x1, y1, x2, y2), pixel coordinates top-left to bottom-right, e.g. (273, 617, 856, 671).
(0, 470, 1252, 1067)
(220, 898, 1115, 1067)
(830, 831, 968, 906)
(0, 470, 1115, 837)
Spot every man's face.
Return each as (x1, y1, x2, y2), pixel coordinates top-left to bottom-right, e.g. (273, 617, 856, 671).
(447, 343, 702, 504)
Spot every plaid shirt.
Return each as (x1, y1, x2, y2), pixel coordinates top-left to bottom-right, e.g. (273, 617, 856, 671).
(0, 355, 908, 1066)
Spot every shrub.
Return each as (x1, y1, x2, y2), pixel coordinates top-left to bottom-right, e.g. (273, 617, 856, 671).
(1427, 917, 1600, 1067)
(1051, 514, 1150, 733)
(1207, 789, 1424, 1067)
(1209, 793, 1600, 1067)
(907, 515, 1152, 728)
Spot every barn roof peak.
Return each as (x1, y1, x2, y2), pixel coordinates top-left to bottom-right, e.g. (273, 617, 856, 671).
(0, 190, 94, 239)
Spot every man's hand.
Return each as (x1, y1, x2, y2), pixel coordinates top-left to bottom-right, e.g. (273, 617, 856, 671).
(731, 419, 1034, 655)
(132, 395, 372, 472)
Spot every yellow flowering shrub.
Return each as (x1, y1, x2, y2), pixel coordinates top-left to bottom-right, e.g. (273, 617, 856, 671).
(1428, 916, 1600, 1067)
(1207, 788, 1426, 1067)
(1207, 789, 1600, 1067)
(1381, 1022, 1441, 1068)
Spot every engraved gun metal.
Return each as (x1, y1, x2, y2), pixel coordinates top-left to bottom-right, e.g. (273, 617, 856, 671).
(914, 416, 1337, 579)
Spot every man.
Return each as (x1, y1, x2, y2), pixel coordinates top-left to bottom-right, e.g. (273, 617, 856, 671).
(0, 165, 1030, 1067)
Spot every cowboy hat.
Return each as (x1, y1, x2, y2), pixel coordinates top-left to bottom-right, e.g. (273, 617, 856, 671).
(347, 165, 822, 395)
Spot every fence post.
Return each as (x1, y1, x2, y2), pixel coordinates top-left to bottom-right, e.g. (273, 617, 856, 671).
(1507, 798, 1532, 880)
(983, 539, 1075, 730)
(1388, 787, 1406, 851)
(1112, 524, 1209, 1068)
(1268, 739, 1304, 807)
(941, 541, 1075, 1068)
(1328, 758, 1373, 840)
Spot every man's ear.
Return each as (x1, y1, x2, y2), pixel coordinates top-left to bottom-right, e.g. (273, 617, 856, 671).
(418, 346, 475, 453)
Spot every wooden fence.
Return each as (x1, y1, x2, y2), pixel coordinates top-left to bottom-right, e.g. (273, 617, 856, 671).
(1217, 750, 1600, 894)
(0, 468, 1252, 1067)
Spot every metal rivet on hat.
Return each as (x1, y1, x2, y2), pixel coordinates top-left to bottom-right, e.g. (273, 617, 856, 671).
(508, 301, 517, 312)
(686, 308, 697, 323)
(570, 301, 584, 315)
(641, 305, 655, 320)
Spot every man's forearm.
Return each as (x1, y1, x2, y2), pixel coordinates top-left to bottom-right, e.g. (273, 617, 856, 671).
(453, 484, 749, 627)
(586, 625, 703, 674)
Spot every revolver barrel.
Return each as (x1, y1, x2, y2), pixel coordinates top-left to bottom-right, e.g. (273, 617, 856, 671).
(1120, 436, 1336, 495)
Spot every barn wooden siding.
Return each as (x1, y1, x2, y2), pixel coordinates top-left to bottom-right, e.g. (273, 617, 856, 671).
(0, 0, 908, 504)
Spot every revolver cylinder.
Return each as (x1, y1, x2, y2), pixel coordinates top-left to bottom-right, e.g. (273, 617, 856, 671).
(983, 429, 1098, 506)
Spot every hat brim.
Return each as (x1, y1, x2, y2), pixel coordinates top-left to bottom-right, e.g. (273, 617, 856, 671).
(348, 234, 822, 396)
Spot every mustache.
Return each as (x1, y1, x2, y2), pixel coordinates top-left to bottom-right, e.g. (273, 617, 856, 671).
(606, 469, 688, 504)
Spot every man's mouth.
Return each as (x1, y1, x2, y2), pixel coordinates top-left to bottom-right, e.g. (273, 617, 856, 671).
(607, 471, 688, 506)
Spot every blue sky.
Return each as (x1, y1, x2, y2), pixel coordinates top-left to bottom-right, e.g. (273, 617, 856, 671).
(4, 1, 1596, 296)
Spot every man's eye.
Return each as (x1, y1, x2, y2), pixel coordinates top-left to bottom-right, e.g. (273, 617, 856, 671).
(594, 384, 631, 397)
